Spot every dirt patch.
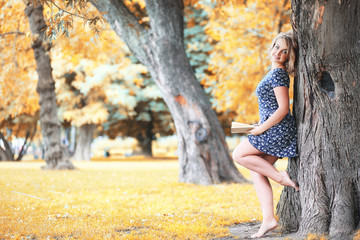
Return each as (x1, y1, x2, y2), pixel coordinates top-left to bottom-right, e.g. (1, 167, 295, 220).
(215, 221, 302, 240)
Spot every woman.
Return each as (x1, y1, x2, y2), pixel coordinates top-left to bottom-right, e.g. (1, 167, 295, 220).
(232, 30, 299, 239)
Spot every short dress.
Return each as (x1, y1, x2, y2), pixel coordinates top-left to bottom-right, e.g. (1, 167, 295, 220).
(248, 68, 298, 158)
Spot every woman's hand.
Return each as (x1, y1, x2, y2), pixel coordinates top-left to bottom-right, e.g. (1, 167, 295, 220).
(246, 126, 264, 136)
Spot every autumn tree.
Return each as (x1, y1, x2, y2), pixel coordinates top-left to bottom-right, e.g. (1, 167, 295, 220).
(276, 0, 360, 238)
(25, 1, 74, 169)
(52, 16, 171, 159)
(0, 1, 38, 161)
(103, 5, 215, 157)
(102, 73, 174, 157)
(0, 1, 39, 161)
(52, 16, 131, 161)
(204, 0, 292, 124)
(34, 0, 245, 184)
(94, 0, 248, 184)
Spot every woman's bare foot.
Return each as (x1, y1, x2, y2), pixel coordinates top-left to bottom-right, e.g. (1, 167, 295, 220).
(251, 218, 278, 238)
(279, 171, 299, 191)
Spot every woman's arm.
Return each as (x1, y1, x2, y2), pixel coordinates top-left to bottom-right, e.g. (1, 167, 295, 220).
(248, 86, 289, 136)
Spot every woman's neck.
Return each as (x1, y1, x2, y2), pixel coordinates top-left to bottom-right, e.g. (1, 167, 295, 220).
(271, 63, 286, 70)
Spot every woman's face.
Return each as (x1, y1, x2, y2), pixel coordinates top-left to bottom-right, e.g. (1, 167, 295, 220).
(271, 38, 289, 65)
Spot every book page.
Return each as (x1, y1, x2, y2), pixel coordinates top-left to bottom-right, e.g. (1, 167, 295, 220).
(231, 122, 254, 134)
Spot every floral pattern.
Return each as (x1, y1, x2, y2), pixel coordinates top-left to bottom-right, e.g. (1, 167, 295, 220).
(248, 68, 298, 158)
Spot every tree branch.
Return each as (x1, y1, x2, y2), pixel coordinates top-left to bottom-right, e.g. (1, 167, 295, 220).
(0, 131, 13, 160)
(49, 0, 85, 19)
(16, 123, 37, 161)
(145, 0, 184, 42)
(0, 31, 26, 38)
(90, 0, 152, 67)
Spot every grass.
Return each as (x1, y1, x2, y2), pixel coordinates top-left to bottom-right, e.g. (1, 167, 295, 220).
(0, 159, 288, 239)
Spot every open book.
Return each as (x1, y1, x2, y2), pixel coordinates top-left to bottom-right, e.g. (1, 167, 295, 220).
(231, 122, 254, 134)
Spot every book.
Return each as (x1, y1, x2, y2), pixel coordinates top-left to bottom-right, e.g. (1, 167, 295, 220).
(231, 122, 254, 134)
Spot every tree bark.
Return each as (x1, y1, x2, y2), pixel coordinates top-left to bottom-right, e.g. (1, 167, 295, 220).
(277, 0, 360, 238)
(0, 132, 14, 161)
(276, 157, 301, 232)
(91, 0, 246, 184)
(25, 2, 74, 170)
(72, 124, 96, 161)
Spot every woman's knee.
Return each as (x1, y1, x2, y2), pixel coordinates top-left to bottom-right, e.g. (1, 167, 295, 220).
(232, 147, 246, 165)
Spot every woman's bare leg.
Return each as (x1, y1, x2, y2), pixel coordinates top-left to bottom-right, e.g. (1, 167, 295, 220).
(232, 139, 298, 238)
(232, 139, 298, 190)
(250, 154, 278, 238)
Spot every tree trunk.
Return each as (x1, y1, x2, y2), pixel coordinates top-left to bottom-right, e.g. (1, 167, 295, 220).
(91, 0, 246, 185)
(135, 119, 153, 157)
(0, 132, 14, 161)
(135, 133, 153, 157)
(277, 0, 360, 238)
(16, 123, 37, 161)
(25, 2, 74, 170)
(72, 124, 96, 161)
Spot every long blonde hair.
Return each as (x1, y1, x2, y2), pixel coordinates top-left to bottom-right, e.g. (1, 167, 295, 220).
(267, 30, 298, 76)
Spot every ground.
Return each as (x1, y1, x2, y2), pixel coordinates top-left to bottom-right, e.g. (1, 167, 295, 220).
(219, 222, 302, 240)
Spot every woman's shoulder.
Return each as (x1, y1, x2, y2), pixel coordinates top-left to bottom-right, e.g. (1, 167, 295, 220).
(270, 68, 289, 79)
(271, 68, 288, 75)
(268, 68, 290, 87)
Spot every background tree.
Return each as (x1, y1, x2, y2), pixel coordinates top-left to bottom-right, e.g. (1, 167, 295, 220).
(25, 1, 74, 169)
(0, 115, 38, 161)
(102, 72, 174, 157)
(0, 0, 40, 161)
(52, 16, 128, 161)
(89, 0, 245, 184)
(52, 16, 170, 159)
(277, 0, 360, 238)
(35, 0, 245, 184)
(102, 4, 215, 157)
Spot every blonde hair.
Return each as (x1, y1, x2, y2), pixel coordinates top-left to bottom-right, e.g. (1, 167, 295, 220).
(267, 30, 298, 76)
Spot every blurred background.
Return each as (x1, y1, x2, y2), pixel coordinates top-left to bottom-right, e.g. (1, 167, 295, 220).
(0, 0, 292, 162)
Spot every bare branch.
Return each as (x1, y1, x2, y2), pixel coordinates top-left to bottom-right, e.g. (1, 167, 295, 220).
(0, 31, 26, 38)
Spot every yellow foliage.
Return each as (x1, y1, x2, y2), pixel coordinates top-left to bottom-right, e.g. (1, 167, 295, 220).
(0, 160, 288, 239)
(51, 11, 134, 126)
(203, 0, 292, 124)
(354, 229, 360, 240)
(0, 0, 39, 122)
(63, 102, 108, 126)
(305, 233, 328, 240)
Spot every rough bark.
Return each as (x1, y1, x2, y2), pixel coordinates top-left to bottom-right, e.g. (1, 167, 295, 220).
(276, 157, 301, 232)
(72, 124, 96, 161)
(277, 0, 360, 238)
(91, 0, 246, 185)
(25, 2, 74, 170)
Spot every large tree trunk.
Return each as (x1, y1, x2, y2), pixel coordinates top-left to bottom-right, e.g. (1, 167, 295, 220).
(91, 0, 246, 184)
(277, 0, 360, 238)
(72, 124, 96, 161)
(25, 2, 74, 170)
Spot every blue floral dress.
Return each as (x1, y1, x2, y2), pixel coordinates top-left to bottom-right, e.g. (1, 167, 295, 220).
(248, 68, 297, 158)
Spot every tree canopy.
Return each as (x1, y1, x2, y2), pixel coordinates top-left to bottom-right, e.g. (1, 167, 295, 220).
(203, 0, 292, 123)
